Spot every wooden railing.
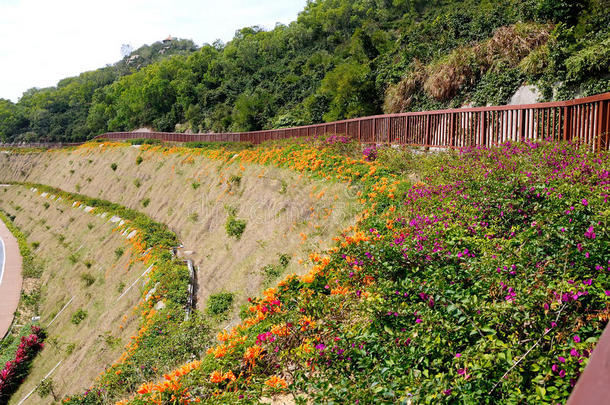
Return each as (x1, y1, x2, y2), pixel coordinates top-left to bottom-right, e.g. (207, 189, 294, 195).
(98, 92, 610, 150)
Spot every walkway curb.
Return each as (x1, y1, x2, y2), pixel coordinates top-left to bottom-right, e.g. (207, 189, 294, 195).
(0, 218, 23, 338)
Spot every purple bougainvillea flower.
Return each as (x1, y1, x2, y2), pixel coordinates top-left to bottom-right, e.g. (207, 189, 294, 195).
(605, 291, 610, 296)
(455, 353, 461, 358)
(443, 389, 452, 395)
(584, 225, 596, 239)
(574, 335, 581, 343)
(558, 356, 566, 363)
(559, 370, 566, 378)
(582, 198, 588, 206)
(415, 318, 422, 324)
(570, 348, 580, 357)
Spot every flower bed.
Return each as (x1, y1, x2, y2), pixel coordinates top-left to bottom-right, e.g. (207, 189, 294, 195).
(0, 325, 46, 401)
(64, 140, 609, 403)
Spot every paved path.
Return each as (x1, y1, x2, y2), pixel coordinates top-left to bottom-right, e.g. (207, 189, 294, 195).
(0, 219, 22, 338)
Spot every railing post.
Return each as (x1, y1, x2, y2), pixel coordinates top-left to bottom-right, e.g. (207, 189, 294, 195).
(449, 113, 455, 147)
(596, 100, 608, 151)
(373, 118, 377, 143)
(519, 109, 526, 142)
(425, 115, 431, 147)
(479, 111, 487, 147)
(563, 106, 571, 142)
(358, 120, 361, 143)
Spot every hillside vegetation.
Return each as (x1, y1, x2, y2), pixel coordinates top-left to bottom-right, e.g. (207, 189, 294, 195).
(0, 138, 607, 404)
(0, 185, 148, 403)
(0, 143, 359, 319)
(1, 0, 609, 142)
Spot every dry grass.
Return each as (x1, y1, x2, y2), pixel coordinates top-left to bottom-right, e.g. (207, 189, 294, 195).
(0, 145, 359, 328)
(385, 22, 553, 104)
(475, 22, 551, 72)
(423, 47, 476, 101)
(383, 60, 427, 113)
(0, 185, 144, 404)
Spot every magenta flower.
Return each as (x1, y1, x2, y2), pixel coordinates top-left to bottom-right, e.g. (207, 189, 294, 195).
(455, 353, 461, 358)
(573, 335, 581, 343)
(559, 370, 566, 378)
(415, 318, 422, 324)
(582, 198, 588, 206)
(584, 225, 596, 239)
(558, 356, 566, 363)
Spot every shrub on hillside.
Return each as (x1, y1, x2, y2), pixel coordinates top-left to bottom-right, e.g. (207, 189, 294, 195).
(71, 309, 88, 325)
(206, 292, 235, 319)
(225, 216, 246, 239)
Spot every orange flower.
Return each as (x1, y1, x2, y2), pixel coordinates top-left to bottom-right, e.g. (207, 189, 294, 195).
(210, 370, 224, 383)
(264, 376, 288, 389)
(136, 382, 155, 395)
(299, 316, 316, 331)
(301, 271, 315, 283)
(224, 370, 237, 382)
(244, 345, 264, 365)
(213, 345, 227, 358)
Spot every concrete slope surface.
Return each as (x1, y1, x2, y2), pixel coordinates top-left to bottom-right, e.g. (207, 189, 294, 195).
(0, 219, 22, 338)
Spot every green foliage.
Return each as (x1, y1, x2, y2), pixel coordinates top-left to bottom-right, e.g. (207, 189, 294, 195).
(3, 0, 606, 144)
(136, 156, 143, 165)
(110, 162, 118, 171)
(141, 197, 150, 207)
(229, 174, 241, 187)
(114, 247, 124, 259)
(71, 309, 88, 325)
(191, 181, 200, 190)
(206, 292, 234, 319)
(225, 216, 246, 239)
(129, 138, 162, 145)
(80, 273, 95, 287)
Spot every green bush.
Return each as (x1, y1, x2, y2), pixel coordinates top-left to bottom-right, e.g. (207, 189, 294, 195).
(206, 292, 234, 319)
(225, 216, 246, 239)
(136, 156, 143, 165)
(129, 138, 162, 145)
(71, 309, 88, 325)
(80, 273, 95, 287)
(141, 197, 150, 207)
(114, 247, 124, 259)
(110, 163, 118, 171)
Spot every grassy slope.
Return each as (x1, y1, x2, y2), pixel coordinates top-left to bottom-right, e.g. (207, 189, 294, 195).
(0, 144, 359, 325)
(0, 185, 144, 404)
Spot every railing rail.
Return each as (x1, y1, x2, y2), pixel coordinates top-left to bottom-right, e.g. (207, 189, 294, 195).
(97, 92, 610, 151)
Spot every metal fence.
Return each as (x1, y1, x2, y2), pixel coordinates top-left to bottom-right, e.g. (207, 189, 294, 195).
(98, 92, 610, 150)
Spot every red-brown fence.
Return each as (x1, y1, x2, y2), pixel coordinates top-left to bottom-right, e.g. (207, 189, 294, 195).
(98, 92, 610, 150)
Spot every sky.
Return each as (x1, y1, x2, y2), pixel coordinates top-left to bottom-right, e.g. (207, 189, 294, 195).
(0, 0, 307, 102)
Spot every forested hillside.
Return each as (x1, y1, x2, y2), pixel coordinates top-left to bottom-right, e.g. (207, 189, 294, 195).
(1, 0, 609, 142)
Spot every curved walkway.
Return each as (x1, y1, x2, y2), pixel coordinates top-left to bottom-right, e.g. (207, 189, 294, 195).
(0, 218, 22, 338)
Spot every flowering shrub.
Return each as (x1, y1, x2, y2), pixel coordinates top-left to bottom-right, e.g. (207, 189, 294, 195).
(64, 140, 609, 403)
(0, 326, 46, 401)
(362, 144, 378, 161)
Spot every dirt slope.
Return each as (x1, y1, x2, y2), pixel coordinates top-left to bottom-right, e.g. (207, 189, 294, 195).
(0, 185, 145, 404)
(0, 144, 359, 324)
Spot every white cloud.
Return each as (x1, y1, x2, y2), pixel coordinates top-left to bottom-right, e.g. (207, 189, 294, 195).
(0, 0, 306, 101)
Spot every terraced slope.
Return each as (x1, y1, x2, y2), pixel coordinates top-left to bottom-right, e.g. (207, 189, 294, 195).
(0, 144, 359, 324)
(0, 185, 146, 403)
